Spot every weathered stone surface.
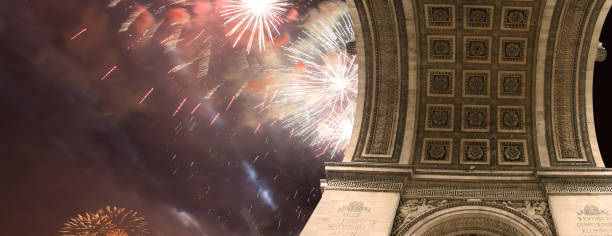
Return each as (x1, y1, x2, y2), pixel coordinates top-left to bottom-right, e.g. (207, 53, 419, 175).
(301, 190, 399, 236)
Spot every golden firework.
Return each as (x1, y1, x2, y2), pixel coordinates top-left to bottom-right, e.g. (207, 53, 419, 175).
(105, 229, 128, 236)
(60, 206, 150, 236)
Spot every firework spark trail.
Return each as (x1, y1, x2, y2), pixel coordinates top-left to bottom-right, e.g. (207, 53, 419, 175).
(191, 103, 202, 114)
(218, 0, 291, 53)
(210, 113, 221, 126)
(70, 28, 87, 40)
(273, 9, 357, 157)
(185, 28, 207, 47)
(139, 87, 155, 104)
(167, 61, 192, 74)
(225, 81, 249, 111)
(270, 119, 278, 127)
(173, 97, 188, 116)
(98, 206, 150, 235)
(205, 82, 224, 99)
(100, 65, 118, 80)
(253, 123, 262, 134)
(108, 0, 123, 8)
(168, 49, 210, 75)
(119, 5, 149, 32)
(226, 96, 236, 111)
(59, 212, 113, 236)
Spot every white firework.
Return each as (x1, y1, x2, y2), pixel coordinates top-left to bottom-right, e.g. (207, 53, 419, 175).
(275, 10, 357, 157)
(218, 0, 291, 53)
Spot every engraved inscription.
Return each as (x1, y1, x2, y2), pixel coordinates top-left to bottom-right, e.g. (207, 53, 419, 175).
(576, 205, 612, 235)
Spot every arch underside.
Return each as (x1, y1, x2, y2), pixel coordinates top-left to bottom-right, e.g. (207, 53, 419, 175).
(344, 0, 610, 169)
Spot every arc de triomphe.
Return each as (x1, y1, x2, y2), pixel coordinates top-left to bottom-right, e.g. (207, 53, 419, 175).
(302, 0, 612, 235)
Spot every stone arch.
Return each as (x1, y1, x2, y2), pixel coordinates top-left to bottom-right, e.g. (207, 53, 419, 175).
(396, 202, 550, 236)
(342, 0, 418, 164)
(342, 0, 612, 167)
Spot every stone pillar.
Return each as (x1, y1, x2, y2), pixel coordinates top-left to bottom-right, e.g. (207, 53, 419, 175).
(301, 164, 407, 236)
(301, 190, 399, 236)
(544, 177, 612, 236)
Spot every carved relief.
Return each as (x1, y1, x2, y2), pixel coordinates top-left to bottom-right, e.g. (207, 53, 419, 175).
(464, 5, 494, 29)
(339, 201, 371, 213)
(498, 106, 526, 133)
(499, 37, 528, 64)
(498, 71, 526, 98)
(425, 104, 454, 131)
(463, 70, 490, 98)
(421, 138, 453, 164)
(392, 199, 555, 236)
(487, 200, 554, 235)
(464, 36, 492, 63)
(462, 105, 490, 132)
(392, 199, 459, 235)
(501, 6, 532, 31)
(427, 69, 455, 97)
(425, 4, 455, 29)
(498, 139, 529, 165)
(460, 139, 490, 165)
(427, 35, 455, 62)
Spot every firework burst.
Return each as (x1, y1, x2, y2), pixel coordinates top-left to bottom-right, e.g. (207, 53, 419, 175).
(60, 212, 114, 236)
(273, 10, 357, 157)
(218, 0, 291, 53)
(60, 206, 149, 236)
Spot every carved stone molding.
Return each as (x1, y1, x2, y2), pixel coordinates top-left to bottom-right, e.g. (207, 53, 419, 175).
(349, 0, 410, 163)
(402, 181, 546, 200)
(324, 172, 405, 192)
(544, 179, 612, 194)
(545, 0, 606, 165)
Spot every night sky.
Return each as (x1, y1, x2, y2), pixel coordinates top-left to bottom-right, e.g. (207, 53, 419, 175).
(1, 0, 338, 235)
(2, 0, 612, 235)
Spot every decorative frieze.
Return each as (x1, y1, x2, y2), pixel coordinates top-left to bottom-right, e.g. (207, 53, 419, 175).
(545, 181, 612, 194)
(403, 182, 546, 200)
(325, 172, 404, 192)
